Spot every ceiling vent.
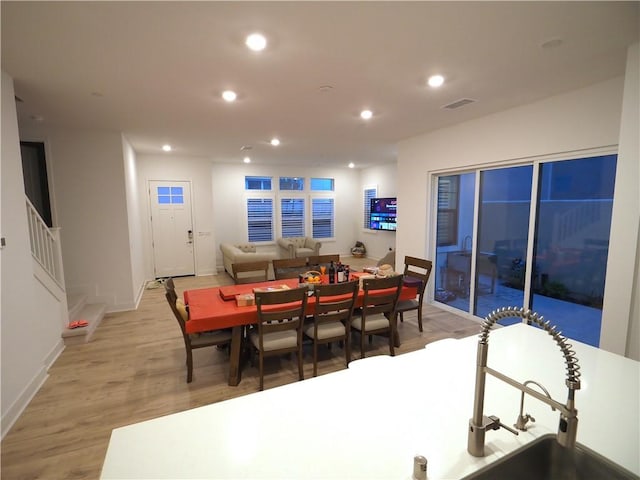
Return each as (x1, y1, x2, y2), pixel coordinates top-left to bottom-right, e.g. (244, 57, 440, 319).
(442, 98, 476, 110)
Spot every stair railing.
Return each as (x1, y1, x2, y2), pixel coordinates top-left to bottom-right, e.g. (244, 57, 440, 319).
(26, 197, 64, 286)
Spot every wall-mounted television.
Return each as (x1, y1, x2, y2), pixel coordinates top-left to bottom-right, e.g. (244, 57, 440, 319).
(369, 197, 397, 231)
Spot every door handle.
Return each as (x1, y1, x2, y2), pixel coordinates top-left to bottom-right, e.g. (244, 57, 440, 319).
(187, 230, 193, 244)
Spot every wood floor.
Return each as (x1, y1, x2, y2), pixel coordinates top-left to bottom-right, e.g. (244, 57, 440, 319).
(1, 265, 482, 480)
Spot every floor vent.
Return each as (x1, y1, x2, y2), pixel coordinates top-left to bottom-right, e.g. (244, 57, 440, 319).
(442, 98, 476, 110)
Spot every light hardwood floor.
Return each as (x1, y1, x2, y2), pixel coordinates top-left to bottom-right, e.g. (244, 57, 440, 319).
(1, 261, 481, 479)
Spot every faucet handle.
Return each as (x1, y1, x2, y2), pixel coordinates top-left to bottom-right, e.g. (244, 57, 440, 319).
(487, 415, 519, 436)
(514, 413, 535, 431)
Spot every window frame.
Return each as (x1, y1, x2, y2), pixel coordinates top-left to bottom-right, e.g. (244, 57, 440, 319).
(310, 193, 335, 240)
(244, 193, 276, 244)
(363, 185, 378, 230)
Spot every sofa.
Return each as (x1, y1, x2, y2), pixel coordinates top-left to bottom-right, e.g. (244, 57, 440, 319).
(277, 237, 321, 259)
(220, 243, 278, 280)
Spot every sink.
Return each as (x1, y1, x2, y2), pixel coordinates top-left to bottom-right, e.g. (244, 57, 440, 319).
(462, 434, 639, 480)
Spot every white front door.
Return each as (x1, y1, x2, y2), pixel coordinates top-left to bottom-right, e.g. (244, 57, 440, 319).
(149, 180, 195, 278)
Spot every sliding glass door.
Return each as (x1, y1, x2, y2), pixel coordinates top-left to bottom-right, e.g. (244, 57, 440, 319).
(434, 154, 617, 347)
(474, 165, 533, 321)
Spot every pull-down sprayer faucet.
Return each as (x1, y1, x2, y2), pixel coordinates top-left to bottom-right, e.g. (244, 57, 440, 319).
(467, 307, 581, 457)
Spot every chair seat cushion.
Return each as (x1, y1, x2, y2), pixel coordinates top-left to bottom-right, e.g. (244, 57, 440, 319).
(304, 321, 345, 340)
(250, 330, 298, 351)
(403, 276, 423, 289)
(396, 299, 419, 312)
(351, 313, 389, 332)
(295, 247, 314, 257)
(189, 329, 232, 346)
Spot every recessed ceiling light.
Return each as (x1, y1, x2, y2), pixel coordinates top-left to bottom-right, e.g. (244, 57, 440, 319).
(348, 162, 355, 169)
(243, 156, 251, 163)
(270, 138, 280, 146)
(246, 33, 267, 52)
(162, 144, 172, 152)
(428, 75, 445, 88)
(360, 109, 373, 120)
(222, 90, 237, 102)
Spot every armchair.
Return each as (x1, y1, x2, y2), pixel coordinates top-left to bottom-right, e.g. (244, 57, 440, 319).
(277, 236, 321, 259)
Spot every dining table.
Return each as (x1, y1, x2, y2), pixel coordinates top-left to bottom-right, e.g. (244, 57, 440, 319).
(183, 272, 418, 386)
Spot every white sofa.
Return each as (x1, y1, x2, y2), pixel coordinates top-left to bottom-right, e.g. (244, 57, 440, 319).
(277, 237, 322, 259)
(220, 243, 278, 280)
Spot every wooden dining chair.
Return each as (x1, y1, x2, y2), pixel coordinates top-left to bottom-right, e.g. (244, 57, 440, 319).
(164, 283, 232, 383)
(272, 257, 308, 280)
(306, 254, 340, 268)
(350, 274, 403, 359)
(250, 286, 308, 391)
(164, 276, 176, 294)
(303, 280, 358, 376)
(231, 261, 269, 284)
(396, 256, 433, 332)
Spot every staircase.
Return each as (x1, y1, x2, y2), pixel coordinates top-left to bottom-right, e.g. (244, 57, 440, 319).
(61, 293, 107, 346)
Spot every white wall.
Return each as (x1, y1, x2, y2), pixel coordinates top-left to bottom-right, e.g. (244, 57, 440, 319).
(602, 42, 639, 359)
(359, 162, 398, 261)
(39, 129, 137, 310)
(136, 154, 217, 278)
(211, 163, 361, 268)
(122, 137, 146, 305)
(397, 74, 638, 357)
(1, 71, 64, 437)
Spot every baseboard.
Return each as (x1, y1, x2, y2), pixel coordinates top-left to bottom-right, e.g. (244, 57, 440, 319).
(1, 370, 47, 440)
(1, 339, 64, 439)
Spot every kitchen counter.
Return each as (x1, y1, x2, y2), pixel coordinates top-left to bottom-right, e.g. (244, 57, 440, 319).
(100, 323, 639, 479)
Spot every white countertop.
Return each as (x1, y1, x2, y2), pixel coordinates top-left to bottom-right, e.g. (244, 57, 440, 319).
(100, 323, 639, 479)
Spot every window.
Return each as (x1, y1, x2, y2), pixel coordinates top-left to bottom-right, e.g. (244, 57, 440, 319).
(363, 186, 377, 229)
(311, 177, 334, 191)
(157, 186, 184, 204)
(312, 198, 334, 238)
(247, 198, 274, 242)
(436, 176, 459, 246)
(280, 198, 305, 237)
(245, 176, 272, 190)
(279, 177, 304, 191)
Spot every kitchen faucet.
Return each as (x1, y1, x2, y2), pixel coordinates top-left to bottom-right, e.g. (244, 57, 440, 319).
(467, 307, 581, 457)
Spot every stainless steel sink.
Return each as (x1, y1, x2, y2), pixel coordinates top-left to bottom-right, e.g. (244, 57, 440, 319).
(462, 434, 639, 480)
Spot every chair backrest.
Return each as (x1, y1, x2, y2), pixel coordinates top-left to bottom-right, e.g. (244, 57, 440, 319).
(361, 274, 404, 318)
(272, 257, 308, 279)
(232, 261, 269, 284)
(402, 256, 433, 295)
(165, 289, 188, 336)
(307, 254, 340, 269)
(312, 280, 358, 327)
(254, 286, 308, 341)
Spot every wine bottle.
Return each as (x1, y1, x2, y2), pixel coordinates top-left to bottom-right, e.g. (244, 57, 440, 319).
(328, 261, 336, 284)
(337, 262, 345, 283)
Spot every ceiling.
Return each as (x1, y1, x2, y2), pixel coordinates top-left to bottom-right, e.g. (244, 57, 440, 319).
(2, 1, 638, 168)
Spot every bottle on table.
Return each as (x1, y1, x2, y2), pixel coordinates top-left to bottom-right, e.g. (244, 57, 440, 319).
(337, 262, 345, 283)
(344, 265, 350, 282)
(328, 261, 336, 284)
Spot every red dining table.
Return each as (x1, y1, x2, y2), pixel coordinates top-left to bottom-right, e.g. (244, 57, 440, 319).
(184, 273, 417, 386)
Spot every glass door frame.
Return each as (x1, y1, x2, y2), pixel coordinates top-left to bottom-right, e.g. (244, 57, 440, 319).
(428, 147, 618, 337)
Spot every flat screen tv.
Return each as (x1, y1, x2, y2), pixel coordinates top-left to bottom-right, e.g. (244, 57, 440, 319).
(369, 197, 397, 231)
